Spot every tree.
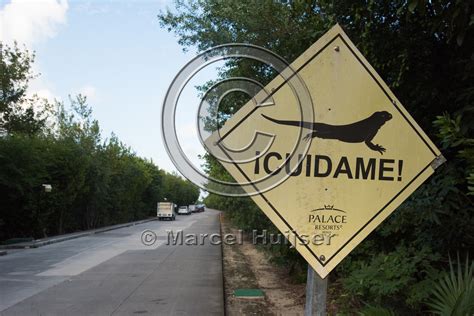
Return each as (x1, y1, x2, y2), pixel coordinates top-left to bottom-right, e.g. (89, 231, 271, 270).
(0, 42, 51, 135)
(0, 44, 201, 240)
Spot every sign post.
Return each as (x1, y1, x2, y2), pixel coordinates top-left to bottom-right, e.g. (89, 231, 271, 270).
(305, 265, 328, 316)
(205, 23, 445, 306)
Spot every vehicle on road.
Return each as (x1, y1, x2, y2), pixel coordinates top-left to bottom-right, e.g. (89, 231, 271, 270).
(157, 202, 176, 221)
(178, 206, 192, 215)
(196, 204, 206, 212)
(189, 204, 198, 213)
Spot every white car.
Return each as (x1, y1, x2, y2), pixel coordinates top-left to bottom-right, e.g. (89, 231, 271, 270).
(177, 206, 191, 215)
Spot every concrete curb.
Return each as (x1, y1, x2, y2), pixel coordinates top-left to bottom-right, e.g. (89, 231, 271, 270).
(0, 218, 157, 251)
(219, 212, 227, 316)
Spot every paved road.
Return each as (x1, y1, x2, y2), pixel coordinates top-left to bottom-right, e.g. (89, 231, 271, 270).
(0, 210, 224, 315)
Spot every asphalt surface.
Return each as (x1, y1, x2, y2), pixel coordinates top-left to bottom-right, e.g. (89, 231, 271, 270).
(0, 210, 224, 315)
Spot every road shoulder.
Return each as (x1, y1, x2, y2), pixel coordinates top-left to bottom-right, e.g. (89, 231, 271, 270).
(220, 213, 305, 315)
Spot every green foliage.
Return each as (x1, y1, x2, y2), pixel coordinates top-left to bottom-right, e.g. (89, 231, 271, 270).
(427, 255, 474, 315)
(341, 245, 440, 309)
(0, 42, 34, 111)
(358, 305, 396, 316)
(0, 43, 199, 241)
(0, 42, 51, 135)
(434, 113, 474, 195)
(0, 97, 199, 240)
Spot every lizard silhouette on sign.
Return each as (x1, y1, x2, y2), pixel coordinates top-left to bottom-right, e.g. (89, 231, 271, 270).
(262, 111, 392, 154)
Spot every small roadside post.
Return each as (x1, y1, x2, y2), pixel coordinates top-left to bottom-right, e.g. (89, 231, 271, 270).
(305, 266, 327, 316)
(204, 24, 445, 313)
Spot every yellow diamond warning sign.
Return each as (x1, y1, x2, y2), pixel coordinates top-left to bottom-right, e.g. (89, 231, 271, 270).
(205, 24, 444, 278)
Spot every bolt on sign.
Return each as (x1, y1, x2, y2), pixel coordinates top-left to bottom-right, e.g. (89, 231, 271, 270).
(204, 24, 445, 278)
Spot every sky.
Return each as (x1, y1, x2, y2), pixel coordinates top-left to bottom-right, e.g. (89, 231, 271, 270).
(0, 0, 213, 175)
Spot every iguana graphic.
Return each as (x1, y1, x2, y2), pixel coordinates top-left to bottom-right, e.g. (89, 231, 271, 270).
(261, 111, 392, 154)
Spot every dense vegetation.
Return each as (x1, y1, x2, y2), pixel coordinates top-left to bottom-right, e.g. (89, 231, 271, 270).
(159, 0, 473, 313)
(0, 43, 199, 242)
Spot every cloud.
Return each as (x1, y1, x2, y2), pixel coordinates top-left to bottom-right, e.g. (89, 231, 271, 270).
(30, 88, 59, 103)
(0, 0, 68, 108)
(181, 122, 198, 139)
(79, 85, 97, 102)
(0, 0, 68, 47)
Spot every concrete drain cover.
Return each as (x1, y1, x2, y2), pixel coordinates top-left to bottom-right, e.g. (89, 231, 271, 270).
(233, 289, 264, 298)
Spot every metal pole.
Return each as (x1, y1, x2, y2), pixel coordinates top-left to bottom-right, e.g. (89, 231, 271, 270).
(304, 265, 328, 316)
